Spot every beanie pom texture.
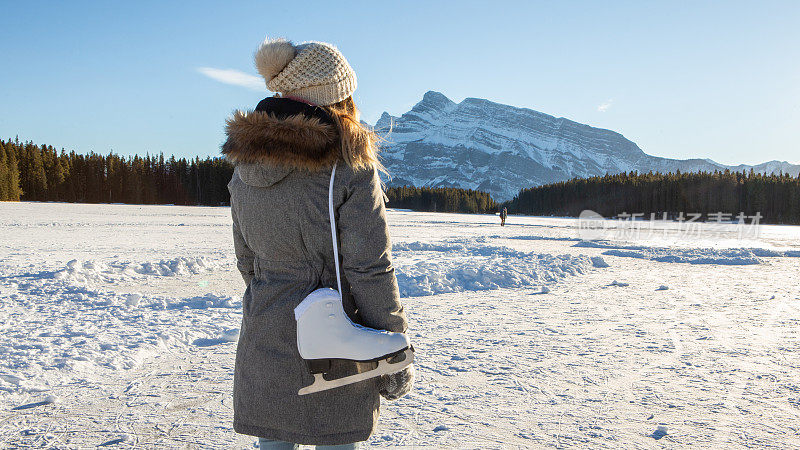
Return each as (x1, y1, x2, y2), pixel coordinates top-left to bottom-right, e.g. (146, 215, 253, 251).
(255, 38, 296, 84)
(255, 38, 356, 105)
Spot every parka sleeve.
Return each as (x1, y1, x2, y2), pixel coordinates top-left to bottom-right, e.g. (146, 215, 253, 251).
(231, 205, 255, 286)
(337, 167, 408, 333)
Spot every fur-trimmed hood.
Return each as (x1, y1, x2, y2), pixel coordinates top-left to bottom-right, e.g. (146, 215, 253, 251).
(221, 97, 340, 178)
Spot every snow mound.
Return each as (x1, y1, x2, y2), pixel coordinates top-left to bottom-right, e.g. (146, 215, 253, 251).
(393, 241, 469, 253)
(590, 256, 609, 268)
(392, 240, 598, 297)
(162, 293, 240, 310)
(53, 257, 219, 285)
(651, 425, 668, 440)
(11, 395, 58, 411)
(124, 293, 142, 307)
(575, 241, 800, 265)
(193, 329, 239, 347)
(539, 286, 551, 294)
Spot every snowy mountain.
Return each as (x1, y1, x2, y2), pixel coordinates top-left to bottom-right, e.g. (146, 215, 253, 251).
(375, 91, 800, 201)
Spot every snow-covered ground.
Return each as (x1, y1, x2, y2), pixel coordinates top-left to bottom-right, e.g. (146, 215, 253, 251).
(1, 202, 799, 448)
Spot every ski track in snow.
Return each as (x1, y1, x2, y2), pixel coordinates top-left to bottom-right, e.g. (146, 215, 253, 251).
(1, 203, 799, 448)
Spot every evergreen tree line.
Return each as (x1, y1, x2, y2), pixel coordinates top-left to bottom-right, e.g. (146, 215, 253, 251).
(505, 170, 800, 224)
(0, 138, 233, 205)
(0, 138, 499, 213)
(11, 137, 796, 222)
(384, 185, 497, 214)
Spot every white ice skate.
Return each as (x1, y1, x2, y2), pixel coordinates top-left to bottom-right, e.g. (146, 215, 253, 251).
(294, 163, 414, 396)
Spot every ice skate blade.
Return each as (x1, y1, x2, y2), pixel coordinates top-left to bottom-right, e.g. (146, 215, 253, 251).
(298, 347, 414, 396)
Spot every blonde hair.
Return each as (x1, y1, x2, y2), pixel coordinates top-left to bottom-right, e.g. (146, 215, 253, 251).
(323, 96, 385, 173)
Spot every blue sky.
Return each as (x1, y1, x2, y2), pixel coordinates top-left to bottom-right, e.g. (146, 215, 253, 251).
(1, 0, 798, 165)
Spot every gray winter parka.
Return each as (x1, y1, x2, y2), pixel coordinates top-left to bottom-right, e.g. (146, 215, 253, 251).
(223, 97, 407, 445)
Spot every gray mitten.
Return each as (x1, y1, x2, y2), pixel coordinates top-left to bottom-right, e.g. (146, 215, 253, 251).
(379, 364, 414, 401)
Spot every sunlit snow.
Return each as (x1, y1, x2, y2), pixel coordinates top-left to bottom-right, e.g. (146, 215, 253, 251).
(1, 202, 798, 448)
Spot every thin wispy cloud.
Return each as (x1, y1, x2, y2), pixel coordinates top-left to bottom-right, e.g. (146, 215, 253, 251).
(196, 67, 264, 91)
(597, 99, 613, 112)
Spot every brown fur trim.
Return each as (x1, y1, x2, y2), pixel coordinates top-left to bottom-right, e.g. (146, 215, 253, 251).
(221, 110, 340, 172)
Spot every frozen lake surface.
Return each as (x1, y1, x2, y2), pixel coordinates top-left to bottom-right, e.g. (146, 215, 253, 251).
(1, 202, 799, 448)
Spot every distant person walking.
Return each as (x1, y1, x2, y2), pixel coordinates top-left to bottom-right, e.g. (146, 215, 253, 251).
(500, 207, 507, 226)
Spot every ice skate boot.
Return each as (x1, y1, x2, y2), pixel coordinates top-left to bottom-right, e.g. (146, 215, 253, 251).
(294, 288, 413, 395)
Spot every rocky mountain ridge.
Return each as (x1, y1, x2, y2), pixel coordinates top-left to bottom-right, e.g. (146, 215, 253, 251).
(375, 91, 799, 201)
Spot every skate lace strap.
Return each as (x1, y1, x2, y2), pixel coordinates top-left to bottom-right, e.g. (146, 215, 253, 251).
(328, 162, 342, 297)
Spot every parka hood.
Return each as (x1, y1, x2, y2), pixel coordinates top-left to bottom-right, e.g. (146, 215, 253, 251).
(222, 97, 340, 187)
(234, 164, 294, 188)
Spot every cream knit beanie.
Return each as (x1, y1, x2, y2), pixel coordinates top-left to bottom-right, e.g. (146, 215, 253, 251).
(254, 37, 357, 106)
